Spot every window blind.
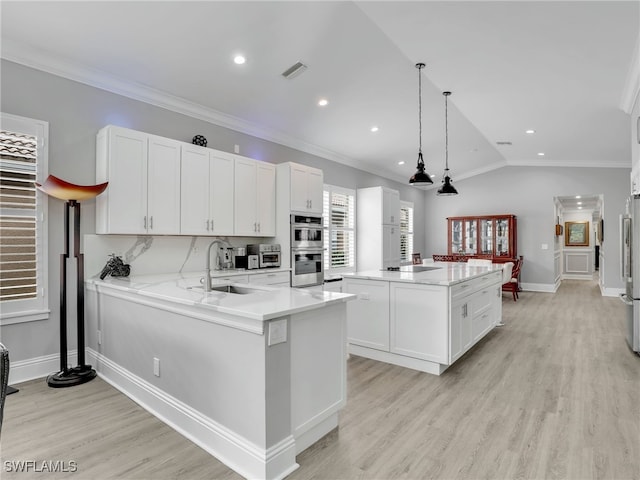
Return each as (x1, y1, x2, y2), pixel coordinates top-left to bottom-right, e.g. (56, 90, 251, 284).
(323, 187, 356, 271)
(400, 203, 414, 262)
(0, 130, 38, 301)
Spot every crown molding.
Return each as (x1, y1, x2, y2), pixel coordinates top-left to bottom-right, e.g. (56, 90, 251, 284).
(507, 158, 631, 169)
(620, 32, 640, 113)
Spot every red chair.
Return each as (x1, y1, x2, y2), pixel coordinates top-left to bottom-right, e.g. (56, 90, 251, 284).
(502, 257, 522, 301)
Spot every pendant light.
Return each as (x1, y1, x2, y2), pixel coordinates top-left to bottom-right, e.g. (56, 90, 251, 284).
(437, 91, 458, 196)
(409, 63, 433, 185)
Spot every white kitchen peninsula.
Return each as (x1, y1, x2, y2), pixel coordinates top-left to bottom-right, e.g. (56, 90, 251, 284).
(85, 273, 354, 480)
(343, 263, 503, 375)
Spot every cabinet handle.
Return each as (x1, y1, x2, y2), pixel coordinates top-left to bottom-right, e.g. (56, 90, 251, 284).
(150, 216, 153, 229)
(253, 222, 257, 232)
(257, 222, 261, 232)
(143, 216, 147, 229)
(463, 304, 468, 317)
(206, 219, 210, 231)
(391, 215, 394, 223)
(210, 219, 214, 231)
(309, 199, 312, 209)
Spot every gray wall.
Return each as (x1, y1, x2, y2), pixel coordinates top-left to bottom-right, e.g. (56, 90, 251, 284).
(423, 165, 630, 290)
(0, 60, 426, 362)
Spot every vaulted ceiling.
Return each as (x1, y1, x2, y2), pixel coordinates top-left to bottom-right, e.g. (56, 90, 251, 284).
(1, 1, 638, 186)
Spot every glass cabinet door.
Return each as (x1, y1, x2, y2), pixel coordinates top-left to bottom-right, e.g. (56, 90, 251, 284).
(495, 218, 510, 256)
(465, 220, 477, 254)
(480, 219, 493, 255)
(450, 219, 463, 253)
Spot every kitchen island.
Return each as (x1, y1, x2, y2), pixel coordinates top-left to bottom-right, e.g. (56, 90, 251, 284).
(85, 273, 354, 480)
(343, 262, 503, 375)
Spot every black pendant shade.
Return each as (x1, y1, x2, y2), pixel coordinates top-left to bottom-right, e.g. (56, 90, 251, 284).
(437, 173, 458, 195)
(409, 152, 433, 185)
(409, 63, 432, 186)
(437, 91, 458, 196)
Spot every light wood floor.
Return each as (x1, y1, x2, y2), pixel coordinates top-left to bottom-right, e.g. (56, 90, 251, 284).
(2, 280, 639, 479)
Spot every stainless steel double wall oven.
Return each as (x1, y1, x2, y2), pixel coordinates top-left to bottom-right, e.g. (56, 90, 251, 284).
(290, 214, 324, 287)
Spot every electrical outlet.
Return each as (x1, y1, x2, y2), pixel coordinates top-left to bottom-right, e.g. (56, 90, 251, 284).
(234, 144, 240, 154)
(268, 319, 287, 346)
(153, 357, 160, 377)
(97, 330, 102, 345)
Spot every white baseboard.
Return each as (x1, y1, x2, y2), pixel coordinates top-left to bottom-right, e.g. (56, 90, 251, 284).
(521, 282, 557, 293)
(601, 286, 625, 298)
(8, 350, 77, 385)
(561, 274, 593, 280)
(86, 349, 298, 480)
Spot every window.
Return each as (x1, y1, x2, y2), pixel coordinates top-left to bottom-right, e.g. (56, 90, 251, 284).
(400, 201, 414, 263)
(0, 113, 49, 324)
(323, 185, 356, 273)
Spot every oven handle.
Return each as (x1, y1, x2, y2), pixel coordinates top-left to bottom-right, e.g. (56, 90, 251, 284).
(291, 248, 326, 252)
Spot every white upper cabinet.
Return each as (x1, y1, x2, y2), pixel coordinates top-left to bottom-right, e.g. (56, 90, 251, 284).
(147, 135, 181, 234)
(180, 145, 234, 235)
(97, 125, 275, 237)
(283, 162, 324, 214)
(382, 187, 400, 225)
(96, 126, 180, 234)
(356, 186, 402, 271)
(234, 156, 276, 236)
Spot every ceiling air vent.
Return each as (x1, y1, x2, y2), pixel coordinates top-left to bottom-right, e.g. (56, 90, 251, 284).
(281, 62, 308, 80)
(496, 141, 512, 146)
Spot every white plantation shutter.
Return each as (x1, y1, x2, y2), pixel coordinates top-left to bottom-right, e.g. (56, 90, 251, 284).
(0, 113, 49, 324)
(323, 185, 356, 272)
(400, 202, 414, 262)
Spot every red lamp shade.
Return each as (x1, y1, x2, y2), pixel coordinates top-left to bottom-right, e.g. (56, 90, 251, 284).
(35, 175, 108, 201)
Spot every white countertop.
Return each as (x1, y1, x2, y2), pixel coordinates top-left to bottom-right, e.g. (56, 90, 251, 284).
(343, 262, 503, 286)
(87, 271, 354, 321)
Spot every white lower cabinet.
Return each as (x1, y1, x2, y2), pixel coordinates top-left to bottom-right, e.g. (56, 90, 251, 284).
(390, 282, 448, 364)
(345, 278, 390, 351)
(345, 270, 502, 374)
(248, 271, 290, 286)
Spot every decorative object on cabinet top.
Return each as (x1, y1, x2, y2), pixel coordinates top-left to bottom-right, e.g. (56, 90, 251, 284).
(192, 134, 207, 147)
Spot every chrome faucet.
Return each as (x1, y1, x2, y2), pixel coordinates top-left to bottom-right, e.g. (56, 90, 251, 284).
(205, 239, 232, 291)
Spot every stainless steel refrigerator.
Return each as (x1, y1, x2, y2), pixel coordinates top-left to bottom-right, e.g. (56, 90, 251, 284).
(620, 195, 640, 353)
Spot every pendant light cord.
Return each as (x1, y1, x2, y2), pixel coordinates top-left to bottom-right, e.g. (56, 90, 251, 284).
(417, 63, 425, 155)
(444, 93, 449, 170)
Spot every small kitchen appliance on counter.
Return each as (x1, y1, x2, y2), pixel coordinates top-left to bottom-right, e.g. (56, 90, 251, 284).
(247, 244, 281, 268)
(620, 195, 640, 354)
(234, 247, 248, 270)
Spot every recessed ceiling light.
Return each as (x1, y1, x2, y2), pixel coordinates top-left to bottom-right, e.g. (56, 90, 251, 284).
(578, 206, 583, 209)
(537, 152, 545, 156)
(318, 98, 328, 107)
(526, 129, 536, 134)
(575, 195, 581, 199)
(371, 126, 379, 133)
(577, 202, 583, 205)
(398, 161, 405, 165)
(430, 174, 436, 178)
(233, 55, 246, 65)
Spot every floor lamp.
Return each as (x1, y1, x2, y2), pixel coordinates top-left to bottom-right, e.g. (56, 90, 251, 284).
(35, 175, 108, 388)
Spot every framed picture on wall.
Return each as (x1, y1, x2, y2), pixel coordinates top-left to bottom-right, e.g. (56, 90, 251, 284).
(565, 221, 589, 247)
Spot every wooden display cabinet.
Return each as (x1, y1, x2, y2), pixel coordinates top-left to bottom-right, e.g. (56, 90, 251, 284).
(447, 214, 517, 262)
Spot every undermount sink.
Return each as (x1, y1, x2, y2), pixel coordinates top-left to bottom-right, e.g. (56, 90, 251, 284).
(208, 284, 262, 295)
